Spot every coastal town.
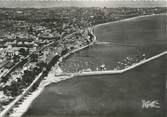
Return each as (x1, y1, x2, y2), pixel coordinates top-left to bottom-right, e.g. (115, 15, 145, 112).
(0, 6, 166, 116)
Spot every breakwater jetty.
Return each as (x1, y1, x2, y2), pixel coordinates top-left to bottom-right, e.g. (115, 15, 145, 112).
(57, 50, 167, 77)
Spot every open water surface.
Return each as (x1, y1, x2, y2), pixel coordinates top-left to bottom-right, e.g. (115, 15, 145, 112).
(23, 15, 167, 117)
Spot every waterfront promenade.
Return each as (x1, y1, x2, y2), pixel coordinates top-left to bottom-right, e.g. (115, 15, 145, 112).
(22, 14, 167, 117)
(1, 14, 166, 117)
(0, 27, 96, 117)
(23, 52, 166, 117)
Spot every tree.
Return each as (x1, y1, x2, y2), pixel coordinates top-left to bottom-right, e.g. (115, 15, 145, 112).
(19, 48, 26, 57)
(22, 70, 35, 86)
(36, 60, 47, 72)
(12, 54, 20, 62)
(30, 53, 38, 62)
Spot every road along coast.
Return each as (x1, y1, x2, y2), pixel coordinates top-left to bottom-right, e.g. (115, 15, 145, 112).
(0, 27, 96, 117)
(12, 14, 167, 117)
(55, 27, 96, 70)
(1, 14, 166, 117)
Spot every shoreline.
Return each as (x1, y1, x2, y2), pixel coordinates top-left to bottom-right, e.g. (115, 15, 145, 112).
(95, 13, 166, 28)
(0, 27, 96, 117)
(55, 28, 96, 69)
(58, 50, 167, 77)
(0, 72, 43, 117)
(11, 50, 167, 117)
(1, 14, 166, 116)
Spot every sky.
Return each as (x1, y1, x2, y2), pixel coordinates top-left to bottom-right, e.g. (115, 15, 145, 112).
(0, 0, 166, 8)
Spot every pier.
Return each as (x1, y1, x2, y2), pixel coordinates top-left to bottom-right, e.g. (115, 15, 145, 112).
(57, 50, 167, 77)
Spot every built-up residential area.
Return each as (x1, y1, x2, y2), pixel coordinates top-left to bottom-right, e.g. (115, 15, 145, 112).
(0, 7, 166, 111)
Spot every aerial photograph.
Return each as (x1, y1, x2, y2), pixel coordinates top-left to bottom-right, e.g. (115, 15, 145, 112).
(0, 0, 166, 117)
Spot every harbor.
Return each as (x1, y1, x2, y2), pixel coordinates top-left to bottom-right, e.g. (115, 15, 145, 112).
(0, 3, 166, 117)
(22, 14, 167, 117)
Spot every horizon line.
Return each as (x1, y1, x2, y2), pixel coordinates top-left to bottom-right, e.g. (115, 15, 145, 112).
(0, 1, 166, 8)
